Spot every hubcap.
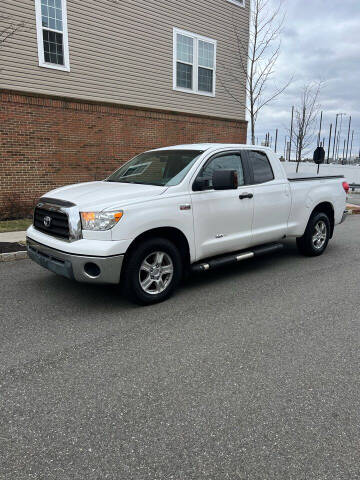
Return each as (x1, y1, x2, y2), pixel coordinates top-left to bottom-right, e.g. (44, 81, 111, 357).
(139, 251, 174, 295)
(312, 220, 327, 250)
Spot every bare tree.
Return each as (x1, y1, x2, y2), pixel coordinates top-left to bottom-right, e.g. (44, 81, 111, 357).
(221, 0, 292, 144)
(0, 16, 24, 54)
(289, 82, 322, 172)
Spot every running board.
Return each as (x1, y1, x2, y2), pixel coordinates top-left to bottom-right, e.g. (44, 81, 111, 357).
(191, 243, 284, 273)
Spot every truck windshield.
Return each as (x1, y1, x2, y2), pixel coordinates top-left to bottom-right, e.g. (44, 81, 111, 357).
(106, 150, 203, 186)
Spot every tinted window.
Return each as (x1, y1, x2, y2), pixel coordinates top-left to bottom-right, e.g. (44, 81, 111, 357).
(249, 151, 274, 184)
(197, 153, 244, 188)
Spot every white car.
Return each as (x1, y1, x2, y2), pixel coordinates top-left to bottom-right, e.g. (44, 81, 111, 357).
(27, 144, 348, 304)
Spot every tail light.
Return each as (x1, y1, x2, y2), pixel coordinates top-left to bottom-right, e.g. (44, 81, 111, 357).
(342, 182, 350, 194)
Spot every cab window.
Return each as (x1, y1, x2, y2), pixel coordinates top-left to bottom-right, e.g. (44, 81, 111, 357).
(248, 150, 274, 184)
(196, 153, 245, 189)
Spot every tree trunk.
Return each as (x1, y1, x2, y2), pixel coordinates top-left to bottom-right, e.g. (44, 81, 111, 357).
(251, 116, 255, 145)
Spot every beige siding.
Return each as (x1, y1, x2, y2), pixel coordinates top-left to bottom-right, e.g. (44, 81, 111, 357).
(0, 0, 249, 120)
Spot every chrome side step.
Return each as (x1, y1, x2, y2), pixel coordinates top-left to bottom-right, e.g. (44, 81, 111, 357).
(191, 243, 284, 273)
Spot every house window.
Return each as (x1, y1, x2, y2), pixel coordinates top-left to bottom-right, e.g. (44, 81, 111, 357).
(35, 0, 70, 71)
(173, 28, 216, 97)
(227, 0, 245, 6)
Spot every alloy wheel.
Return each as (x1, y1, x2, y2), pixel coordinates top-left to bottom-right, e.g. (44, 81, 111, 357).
(139, 251, 174, 295)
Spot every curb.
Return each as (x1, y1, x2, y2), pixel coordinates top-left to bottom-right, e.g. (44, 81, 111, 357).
(0, 251, 28, 262)
(346, 205, 360, 215)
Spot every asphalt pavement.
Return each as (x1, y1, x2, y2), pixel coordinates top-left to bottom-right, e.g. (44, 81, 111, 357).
(1, 217, 360, 480)
(348, 193, 360, 206)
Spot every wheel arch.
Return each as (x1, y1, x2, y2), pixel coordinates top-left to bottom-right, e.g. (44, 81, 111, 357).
(310, 202, 335, 238)
(123, 226, 191, 268)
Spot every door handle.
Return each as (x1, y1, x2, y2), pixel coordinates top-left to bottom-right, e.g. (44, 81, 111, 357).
(239, 193, 253, 200)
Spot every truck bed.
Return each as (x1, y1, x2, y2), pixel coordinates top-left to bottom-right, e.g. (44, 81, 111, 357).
(287, 173, 344, 182)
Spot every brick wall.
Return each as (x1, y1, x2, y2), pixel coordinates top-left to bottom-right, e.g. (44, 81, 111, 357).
(0, 90, 247, 219)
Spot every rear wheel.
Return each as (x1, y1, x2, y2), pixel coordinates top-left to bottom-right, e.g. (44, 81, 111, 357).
(122, 237, 183, 305)
(296, 212, 330, 257)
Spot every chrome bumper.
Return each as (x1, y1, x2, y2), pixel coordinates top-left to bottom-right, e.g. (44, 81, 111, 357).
(27, 238, 124, 284)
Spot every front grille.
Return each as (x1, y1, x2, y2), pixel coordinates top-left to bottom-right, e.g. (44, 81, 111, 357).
(34, 207, 70, 239)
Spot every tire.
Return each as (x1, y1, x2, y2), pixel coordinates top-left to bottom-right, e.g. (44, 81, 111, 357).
(122, 237, 183, 305)
(296, 212, 330, 257)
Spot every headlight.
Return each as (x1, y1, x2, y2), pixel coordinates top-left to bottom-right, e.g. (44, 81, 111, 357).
(80, 211, 123, 231)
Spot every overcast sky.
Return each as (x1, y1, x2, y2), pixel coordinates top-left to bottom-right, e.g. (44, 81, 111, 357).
(254, 0, 360, 160)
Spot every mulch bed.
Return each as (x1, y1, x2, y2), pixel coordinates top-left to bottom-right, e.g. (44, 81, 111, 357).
(0, 242, 27, 254)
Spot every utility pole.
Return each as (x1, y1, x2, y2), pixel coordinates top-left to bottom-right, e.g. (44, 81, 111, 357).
(289, 106, 294, 161)
(349, 130, 354, 163)
(332, 115, 339, 161)
(274, 129, 278, 153)
(345, 116, 352, 162)
(332, 113, 346, 161)
(335, 130, 341, 162)
(317, 111, 323, 147)
(335, 113, 346, 161)
(327, 123, 333, 163)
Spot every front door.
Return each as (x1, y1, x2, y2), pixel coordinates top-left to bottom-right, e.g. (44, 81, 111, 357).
(191, 151, 254, 261)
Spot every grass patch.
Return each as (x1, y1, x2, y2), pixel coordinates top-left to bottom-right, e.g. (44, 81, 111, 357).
(0, 219, 32, 233)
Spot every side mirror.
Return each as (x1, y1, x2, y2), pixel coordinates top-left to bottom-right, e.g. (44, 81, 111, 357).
(193, 178, 210, 191)
(212, 170, 238, 190)
(313, 146, 325, 165)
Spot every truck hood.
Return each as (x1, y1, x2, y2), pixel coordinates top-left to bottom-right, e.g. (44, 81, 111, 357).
(43, 181, 168, 210)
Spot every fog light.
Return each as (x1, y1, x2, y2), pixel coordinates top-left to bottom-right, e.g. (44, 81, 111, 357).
(84, 262, 101, 278)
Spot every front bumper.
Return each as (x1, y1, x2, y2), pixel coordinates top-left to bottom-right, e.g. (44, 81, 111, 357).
(27, 238, 124, 284)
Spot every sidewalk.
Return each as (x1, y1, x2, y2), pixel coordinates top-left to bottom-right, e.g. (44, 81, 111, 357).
(0, 230, 27, 243)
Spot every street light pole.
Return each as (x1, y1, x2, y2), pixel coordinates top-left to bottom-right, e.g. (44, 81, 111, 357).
(335, 113, 346, 162)
(349, 130, 354, 163)
(345, 116, 352, 162)
(317, 111, 323, 147)
(327, 123, 333, 163)
(332, 113, 346, 162)
(332, 114, 339, 161)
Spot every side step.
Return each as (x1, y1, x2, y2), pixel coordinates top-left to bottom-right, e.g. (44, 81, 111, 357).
(191, 243, 284, 273)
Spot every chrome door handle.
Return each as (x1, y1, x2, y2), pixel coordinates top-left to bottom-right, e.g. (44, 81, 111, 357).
(239, 193, 253, 200)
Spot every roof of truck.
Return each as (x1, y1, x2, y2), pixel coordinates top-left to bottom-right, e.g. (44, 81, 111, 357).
(152, 143, 273, 152)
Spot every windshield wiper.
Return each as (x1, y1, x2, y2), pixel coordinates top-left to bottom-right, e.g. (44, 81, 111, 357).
(106, 179, 164, 186)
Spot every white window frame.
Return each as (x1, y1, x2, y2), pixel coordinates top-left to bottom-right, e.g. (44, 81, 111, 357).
(35, 0, 70, 72)
(227, 0, 245, 7)
(173, 28, 216, 98)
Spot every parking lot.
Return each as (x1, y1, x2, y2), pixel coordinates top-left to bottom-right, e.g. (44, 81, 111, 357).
(1, 216, 359, 479)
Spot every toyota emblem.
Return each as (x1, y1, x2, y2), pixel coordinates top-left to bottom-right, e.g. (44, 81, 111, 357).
(43, 215, 52, 228)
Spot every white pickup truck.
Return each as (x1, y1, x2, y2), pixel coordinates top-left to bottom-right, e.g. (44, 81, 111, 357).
(27, 144, 348, 304)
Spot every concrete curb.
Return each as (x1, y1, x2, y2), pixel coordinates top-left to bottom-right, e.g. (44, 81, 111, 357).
(346, 204, 360, 215)
(0, 251, 28, 262)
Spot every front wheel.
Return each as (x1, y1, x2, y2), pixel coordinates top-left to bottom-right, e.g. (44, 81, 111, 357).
(122, 237, 183, 305)
(296, 212, 330, 257)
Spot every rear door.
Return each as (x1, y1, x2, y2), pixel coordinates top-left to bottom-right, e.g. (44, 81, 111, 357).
(191, 151, 254, 260)
(244, 150, 291, 245)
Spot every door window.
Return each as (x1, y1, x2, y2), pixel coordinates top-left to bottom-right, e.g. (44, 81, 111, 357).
(249, 151, 274, 184)
(197, 153, 245, 189)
